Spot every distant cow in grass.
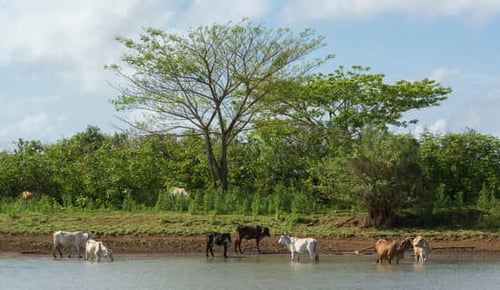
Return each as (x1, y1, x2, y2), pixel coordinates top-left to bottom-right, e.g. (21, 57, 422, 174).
(53, 230, 93, 259)
(170, 187, 188, 197)
(234, 225, 271, 254)
(374, 238, 413, 264)
(206, 232, 232, 258)
(21, 191, 40, 202)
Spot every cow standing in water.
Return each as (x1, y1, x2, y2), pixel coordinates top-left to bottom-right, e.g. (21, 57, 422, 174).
(86, 239, 114, 262)
(413, 235, 430, 263)
(234, 225, 271, 254)
(278, 234, 319, 262)
(206, 232, 232, 258)
(53, 231, 93, 258)
(374, 238, 413, 264)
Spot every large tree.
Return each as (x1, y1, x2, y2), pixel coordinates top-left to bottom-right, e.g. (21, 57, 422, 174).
(264, 66, 452, 139)
(107, 19, 331, 191)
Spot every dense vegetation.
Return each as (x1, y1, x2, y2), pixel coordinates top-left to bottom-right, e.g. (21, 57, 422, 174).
(1, 126, 498, 230)
(1, 20, 498, 230)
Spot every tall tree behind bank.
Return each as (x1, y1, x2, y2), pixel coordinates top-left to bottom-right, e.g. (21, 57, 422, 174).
(256, 66, 451, 227)
(106, 19, 332, 191)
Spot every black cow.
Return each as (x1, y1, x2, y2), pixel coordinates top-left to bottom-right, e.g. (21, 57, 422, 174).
(234, 225, 271, 254)
(206, 231, 232, 258)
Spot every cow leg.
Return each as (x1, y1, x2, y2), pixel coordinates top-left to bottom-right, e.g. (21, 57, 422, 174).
(67, 246, 74, 258)
(235, 239, 243, 254)
(223, 245, 228, 258)
(206, 239, 214, 257)
(256, 238, 261, 253)
(53, 245, 61, 258)
(56, 246, 63, 258)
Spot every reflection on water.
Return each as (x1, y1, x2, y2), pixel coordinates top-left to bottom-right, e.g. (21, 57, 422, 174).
(1, 255, 500, 290)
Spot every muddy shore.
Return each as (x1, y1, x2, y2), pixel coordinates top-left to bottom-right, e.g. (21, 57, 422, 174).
(2, 233, 499, 259)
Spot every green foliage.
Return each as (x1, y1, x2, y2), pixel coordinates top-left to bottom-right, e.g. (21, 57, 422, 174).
(420, 130, 500, 208)
(0, 21, 497, 232)
(107, 19, 332, 191)
(263, 66, 451, 137)
(341, 129, 424, 228)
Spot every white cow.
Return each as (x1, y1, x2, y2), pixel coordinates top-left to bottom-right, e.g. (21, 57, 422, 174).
(413, 235, 430, 263)
(53, 230, 93, 258)
(170, 187, 189, 197)
(278, 234, 318, 262)
(86, 239, 114, 262)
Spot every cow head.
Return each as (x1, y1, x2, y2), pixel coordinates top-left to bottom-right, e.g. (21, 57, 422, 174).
(399, 238, 413, 251)
(221, 232, 232, 246)
(261, 227, 271, 237)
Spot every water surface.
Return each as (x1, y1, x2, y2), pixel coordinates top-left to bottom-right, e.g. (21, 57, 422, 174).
(1, 254, 499, 290)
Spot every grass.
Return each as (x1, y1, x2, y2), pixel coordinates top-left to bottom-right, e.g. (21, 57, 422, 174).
(0, 210, 497, 239)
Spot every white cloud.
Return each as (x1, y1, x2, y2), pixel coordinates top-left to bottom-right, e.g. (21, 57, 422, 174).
(407, 119, 448, 138)
(428, 67, 460, 84)
(428, 119, 448, 134)
(280, 0, 500, 23)
(451, 86, 500, 136)
(0, 0, 177, 91)
(0, 113, 67, 142)
(174, 0, 272, 27)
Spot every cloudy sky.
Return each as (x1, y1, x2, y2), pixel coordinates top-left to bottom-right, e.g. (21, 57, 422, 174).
(1, 0, 499, 149)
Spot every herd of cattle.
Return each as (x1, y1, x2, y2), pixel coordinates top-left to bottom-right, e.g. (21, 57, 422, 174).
(51, 225, 430, 264)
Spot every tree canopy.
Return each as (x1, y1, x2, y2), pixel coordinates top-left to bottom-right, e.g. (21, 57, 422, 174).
(107, 19, 332, 191)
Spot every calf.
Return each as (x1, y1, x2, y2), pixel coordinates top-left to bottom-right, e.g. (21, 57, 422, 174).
(206, 232, 232, 258)
(86, 239, 114, 262)
(234, 225, 271, 254)
(412, 235, 430, 263)
(374, 238, 413, 264)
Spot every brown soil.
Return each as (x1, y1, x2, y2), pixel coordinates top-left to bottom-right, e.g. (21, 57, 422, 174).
(2, 233, 500, 259)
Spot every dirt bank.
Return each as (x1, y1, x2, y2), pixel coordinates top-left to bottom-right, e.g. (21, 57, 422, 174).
(2, 233, 500, 259)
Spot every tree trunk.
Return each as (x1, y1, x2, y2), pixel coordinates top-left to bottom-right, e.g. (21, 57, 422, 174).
(203, 132, 219, 188)
(202, 130, 230, 192)
(219, 143, 229, 192)
(365, 206, 394, 229)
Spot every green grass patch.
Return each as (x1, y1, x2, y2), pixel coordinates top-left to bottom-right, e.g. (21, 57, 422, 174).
(0, 210, 497, 239)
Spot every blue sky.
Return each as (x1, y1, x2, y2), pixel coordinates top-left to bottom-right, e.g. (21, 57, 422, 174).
(1, 0, 499, 149)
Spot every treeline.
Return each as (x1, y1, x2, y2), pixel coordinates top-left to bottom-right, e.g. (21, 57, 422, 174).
(1, 125, 498, 228)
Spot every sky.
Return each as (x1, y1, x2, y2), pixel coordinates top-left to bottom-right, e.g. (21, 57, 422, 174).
(1, 0, 499, 149)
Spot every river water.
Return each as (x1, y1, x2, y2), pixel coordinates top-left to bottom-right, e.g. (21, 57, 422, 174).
(1, 254, 499, 290)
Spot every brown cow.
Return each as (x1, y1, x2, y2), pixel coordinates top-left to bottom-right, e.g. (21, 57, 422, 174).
(374, 238, 413, 264)
(234, 225, 271, 254)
